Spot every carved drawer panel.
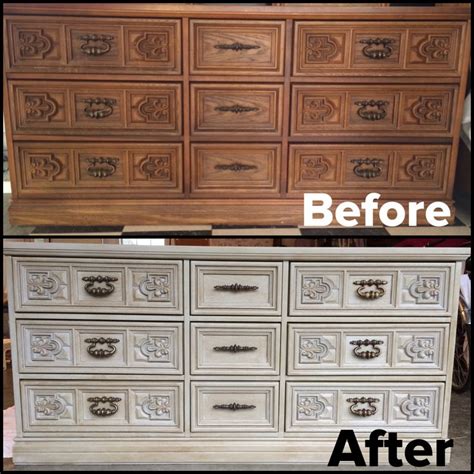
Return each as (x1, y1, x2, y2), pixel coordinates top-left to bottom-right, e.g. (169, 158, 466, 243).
(191, 261, 282, 316)
(288, 144, 450, 195)
(288, 323, 448, 375)
(190, 20, 284, 75)
(14, 258, 183, 314)
(286, 382, 444, 434)
(21, 380, 183, 434)
(190, 143, 281, 196)
(191, 323, 280, 375)
(6, 17, 181, 74)
(191, 382, 279, 433)
(14, 142, 183, 198)
(10, 81, 182, 136)
(17, 320, 183, 374)
(191, 84, 283, 135)
(290, 262, 453, 315)
(294, 21, 464, 76)
(291, 85, 457, 136)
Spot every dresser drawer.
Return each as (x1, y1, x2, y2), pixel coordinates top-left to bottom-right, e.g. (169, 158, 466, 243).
(21, 380, 184, 434)
(191, 261, 282, 316)
(14, 142, 183, 198)
(291, 85, 457, 136)
(294, 21, 464, 76)
(287, 143, 451, 195)
(190, 143, 281, 196)
(288, 323, 448, 375)
(10, 81, 182, 136)
(191, 323, 280, 375)
(17, 320, 183, 374)
(6, 16, 181, 74)
(290, 262, 453, 315)
(191, 382, 279, 433)
(191, 84, 283, 135)
(286, 382, 444, 434)
(190, 20, 284, 75)
(14, 257, 183, 314)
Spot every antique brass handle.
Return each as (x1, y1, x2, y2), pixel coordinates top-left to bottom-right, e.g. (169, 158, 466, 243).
(213, 403, 256, 410)
(88, 396, 121, 417)
(213, 345, 257, 353)
(80, 34, 114, 56)
(215, 105, 259, 114)
(354, 279, 387, 299)
(85, 337, 120, 358)
(214, 42, 260, 51)
(350, 339, 384, 359)
(86, 157, 118, 178)
(214, 283, 259, 292)
(359, 38, 394, 59)
(355, 100, 388, 121)
(82, 275, 118, 297)
(347, 397, 379, 417)
(214, 163, 258, 172)
(351, 158, 383, 179)
(84, 97, 116, 119)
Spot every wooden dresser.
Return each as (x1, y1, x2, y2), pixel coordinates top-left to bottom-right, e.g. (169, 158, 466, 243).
(4, 242, 469, 464)
(3, 4, 471, 225)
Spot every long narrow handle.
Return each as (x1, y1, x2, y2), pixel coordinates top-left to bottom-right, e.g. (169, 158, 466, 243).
(214, 42, 260, 52)
(214, 283, 259, 292)
(213, 403, 256, 410)
(213, 345, 257, 353)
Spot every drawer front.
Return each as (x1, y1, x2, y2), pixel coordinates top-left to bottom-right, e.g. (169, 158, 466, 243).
(190, 20, 284, 75)
(191, 261, 282, 316)
(288, 144, 451, 195)
(191, 382, 279, 433)
(14, 257, 183, 314)
(21, 380, 183, 434)
(190, 143, 281, 196)
(14, 142, 183, 197)
(288, 323, 448, 375)
(191, 323, 280, 375)
(17, 321, 183, 374)
(191, 84, 283, 135)
(10, 81, 182, 136)
(286, 382, 444, 434)
(6, 17, 181, 74)
(294, 21, 464, 76)
(290, 262, 453, 315)
(291, 85, 457, 136)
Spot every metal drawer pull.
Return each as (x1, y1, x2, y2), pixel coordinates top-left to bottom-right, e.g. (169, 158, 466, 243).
(351, 158, 383, 179)
(80, 34, 114, 56)
(347, 397, 379, 417)
(350, 339, 384, 359)
(213, 344, 257, 353)
(214, 283, 259, 292)
(84, 97, 116, 119)
(359, 37, 394, 59)
(88, 396, 121, 417)
(355, 100, 388, 121)
(82, 275, 118, 297)
(214, 163, 258, 172)
(353, 279, 387, 299)
(86, 157, 118, 178)
(213, 403, 256, 411)
(85, 337, 120, 358)
(215, 105, 259, 114)
(214, 42, 260, 52)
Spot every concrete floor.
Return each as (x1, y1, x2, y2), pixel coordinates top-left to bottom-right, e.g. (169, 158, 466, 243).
(2, 367, 471, 471)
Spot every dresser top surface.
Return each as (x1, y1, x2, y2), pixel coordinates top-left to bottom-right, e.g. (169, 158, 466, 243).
(3, 242, 470, 262)
(3, 3, 471, 20)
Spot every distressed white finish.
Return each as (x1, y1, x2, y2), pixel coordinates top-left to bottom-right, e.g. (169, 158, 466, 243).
(3, 242, 469, 464)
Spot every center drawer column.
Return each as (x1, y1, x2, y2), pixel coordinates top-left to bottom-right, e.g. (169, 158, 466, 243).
(189, 260, 286, 435)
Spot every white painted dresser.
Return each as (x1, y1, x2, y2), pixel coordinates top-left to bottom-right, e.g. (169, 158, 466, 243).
(4, 242, 469, 465)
